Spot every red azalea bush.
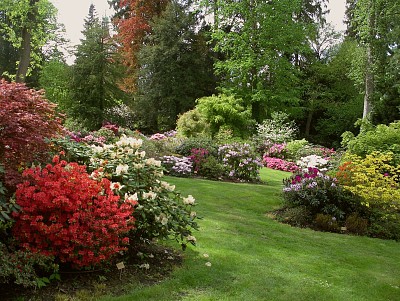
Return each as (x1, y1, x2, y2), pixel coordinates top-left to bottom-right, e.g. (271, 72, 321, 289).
(13, 155, 135, 268)
(0, 80, 63, 189)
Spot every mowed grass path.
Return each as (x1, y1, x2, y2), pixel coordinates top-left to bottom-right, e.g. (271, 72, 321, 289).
(101, 168, 400, 301)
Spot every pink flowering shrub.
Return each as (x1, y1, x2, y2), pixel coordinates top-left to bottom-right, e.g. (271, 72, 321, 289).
(263, 156, 298, 172)
(264, 143, 287, 159)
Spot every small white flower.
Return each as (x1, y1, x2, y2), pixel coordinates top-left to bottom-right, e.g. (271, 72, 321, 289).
(139, 263, 150, 270)
(187, 235, 196, 243)
(203, 253, 209, 258)
(190, 211, 197, 218)
(142, 191, 157, 200)
(133, 163, 144, 169)
(161, 181, 175, 192)
(156, 213, 169, 225)
(205, 262, 212, 267)
(91, 145, 104, 153)
(115, 164, 129, 176)
(183, 195, 196, 205)
(124, 193, 138, 205)
(145, 158, 162, 167)
(110, 182, 123, 191)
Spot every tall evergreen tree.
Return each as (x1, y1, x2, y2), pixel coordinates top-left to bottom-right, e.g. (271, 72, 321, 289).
(135, 1, 216, 132)
(69, 4, 127, 130)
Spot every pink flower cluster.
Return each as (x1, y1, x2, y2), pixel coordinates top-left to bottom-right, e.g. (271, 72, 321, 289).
(263, 156, 298, 172)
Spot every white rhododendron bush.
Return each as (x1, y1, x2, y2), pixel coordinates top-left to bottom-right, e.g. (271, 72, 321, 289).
(89, 135, 199, 247)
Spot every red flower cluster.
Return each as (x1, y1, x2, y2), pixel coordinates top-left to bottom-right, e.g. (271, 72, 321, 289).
(13, 156, 136, 268)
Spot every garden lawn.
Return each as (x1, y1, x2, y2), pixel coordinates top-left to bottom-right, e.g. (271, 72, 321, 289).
(101, 168, 400, 301)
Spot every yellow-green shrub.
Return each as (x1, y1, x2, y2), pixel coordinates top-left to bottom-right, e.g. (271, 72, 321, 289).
(337, 151, 400, 212)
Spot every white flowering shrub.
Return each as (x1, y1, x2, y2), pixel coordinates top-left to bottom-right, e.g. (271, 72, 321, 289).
(296, 155, 330, 172)
(88, 135, 198, 247)
(253, 111, 297, 153)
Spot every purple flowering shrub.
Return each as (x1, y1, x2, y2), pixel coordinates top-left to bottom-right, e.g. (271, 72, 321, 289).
(150, 133, 167, 141)
(282, 168, 358, 220)
(218, 143, 263, 182)
(161, 155, 193, 177)
(263, 157, 299, 172)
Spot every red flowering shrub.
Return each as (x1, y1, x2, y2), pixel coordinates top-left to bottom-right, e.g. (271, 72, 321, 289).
(13, 156, 135, 268)
(0, 79, 63, 189)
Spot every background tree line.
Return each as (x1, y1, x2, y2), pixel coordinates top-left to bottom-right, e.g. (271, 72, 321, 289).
(1, 0, 399, 147)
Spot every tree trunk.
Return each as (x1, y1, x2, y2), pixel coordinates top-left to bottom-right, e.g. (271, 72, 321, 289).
(15, 0, 39, 83)
(305, 107, 313, 138)
(362, 45, 373, 119)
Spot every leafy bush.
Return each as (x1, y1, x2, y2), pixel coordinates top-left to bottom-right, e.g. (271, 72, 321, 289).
(0, 80, 63, 189)
(176, 108, 210, 138)
(88, 135, 199, 247)
(218, 143, 263, 182)
(345, 213, 368, 235)
(175, 137, 218, 157)
(314, 214, 339, 232)
(161, 156, 193, 177)
(341, 121, 400, 163)
(282, 169, 358, 220)
(274, 206, 313, 228)
(197, 156, 227, 180)
(285, 139, 309, 160)
(13, 155, 134, 268)
(196, 94, 253, 138)
(52, 137, 94, 166)
(0, 242, 57, 288)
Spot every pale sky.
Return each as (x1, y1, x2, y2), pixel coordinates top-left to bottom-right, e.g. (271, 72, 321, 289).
(50, 0, 347, 63)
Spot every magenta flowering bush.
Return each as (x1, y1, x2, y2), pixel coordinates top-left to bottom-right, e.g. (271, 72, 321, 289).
(189, 148, 209, 173)
(263, 156, 298, 172)
(282, 168, 357, 219)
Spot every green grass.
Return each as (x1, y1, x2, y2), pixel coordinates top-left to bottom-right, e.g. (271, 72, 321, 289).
(100, 168, 400, 301)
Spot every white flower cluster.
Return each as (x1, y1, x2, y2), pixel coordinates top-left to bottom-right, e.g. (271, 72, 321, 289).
(183, 195, 195, 205)
(297, 155, 329, 171)
(116, 134, 143, 149)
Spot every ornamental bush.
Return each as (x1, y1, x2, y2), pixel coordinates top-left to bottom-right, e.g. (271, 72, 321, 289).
(263, 157, 298, 172)
(0, 80, 63, 189)
(282, 168, 359, 220)
(161, 155, 193, 177)
(252, 111, 297, 153)
(336, 152, 400, 213)
(88, 135, 199, 247)
(0, 242, 57, 287)
(341, 121, 400, 163)
(13, 155, 135, 268)
(175, 136, 218, 157)
(218, 143, 263, 182)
